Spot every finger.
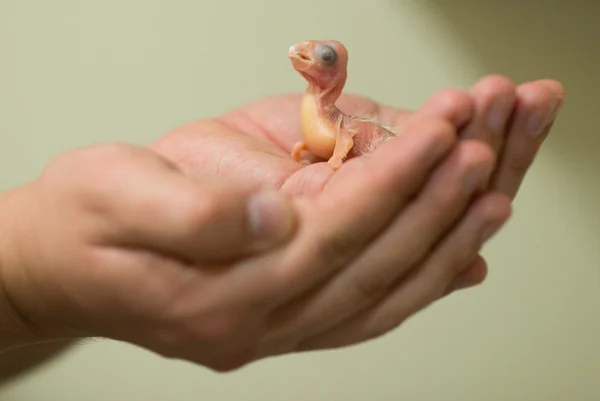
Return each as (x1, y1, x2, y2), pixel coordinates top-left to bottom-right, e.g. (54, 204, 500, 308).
(442, 255, 488, 296)
(102, 155, 297, 263)
(296, 192, 511, 351)
(264, 139, 495, 344)
(460, 74, 517, 154)
(383, 88, 474, 132)
(282, 89, 475, 197)
(491, 79, 565, 199)
(283, 116, 459, 294)
(231, 114, 460, 308)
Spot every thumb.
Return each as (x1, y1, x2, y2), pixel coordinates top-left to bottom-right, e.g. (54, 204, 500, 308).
(188, 187, 298, 263)
(102, 151, 298, 264)
(131, 182, 298, 264)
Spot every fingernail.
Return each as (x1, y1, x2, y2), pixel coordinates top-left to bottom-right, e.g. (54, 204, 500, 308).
(527, 100, 558, 136)
(247, 191, 296, 247)
(487, 95, 514, 134)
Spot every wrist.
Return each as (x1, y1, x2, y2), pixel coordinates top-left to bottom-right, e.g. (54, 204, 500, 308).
(0, 280, 38, 352)
(0, 187, 40, 352)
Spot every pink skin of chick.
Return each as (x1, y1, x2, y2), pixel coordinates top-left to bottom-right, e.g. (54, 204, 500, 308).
(288, 40, 396, 170)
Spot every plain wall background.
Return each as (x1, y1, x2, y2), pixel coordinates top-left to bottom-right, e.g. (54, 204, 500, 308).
(1, 1, 599, 400)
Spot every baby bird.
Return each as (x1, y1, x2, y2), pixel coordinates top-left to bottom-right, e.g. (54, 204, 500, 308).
(288, 40, 396, 169)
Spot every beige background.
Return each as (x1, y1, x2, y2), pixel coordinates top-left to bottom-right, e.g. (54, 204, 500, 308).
(1, 1, 599, 400)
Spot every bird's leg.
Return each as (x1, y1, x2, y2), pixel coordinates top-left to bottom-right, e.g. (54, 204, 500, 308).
(327, 129, 357, 170)
(291, 141, 309, 162)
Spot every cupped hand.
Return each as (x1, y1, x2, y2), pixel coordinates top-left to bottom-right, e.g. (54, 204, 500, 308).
(154, 75, 564, 198)
(151, 75, 565, 291)
(0, 113, 507, 372)
(0, 75, 564, 373)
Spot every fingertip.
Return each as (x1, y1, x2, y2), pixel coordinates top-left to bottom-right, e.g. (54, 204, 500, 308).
(534, 79, 566, 97)
(538, 80, 567, 112)
(421, 88, 474, 128)
(414, 116, 458, 151)
(389, 117, 458, 169)
(468, 255, 489, 284)
(469, 75, 517, 116)
(247, 190, 298, 249)
(516, 79, 563, 107)
(446, 255, 489, 294)
(454, 139, 498, 174)
(471, 74, 517, 96)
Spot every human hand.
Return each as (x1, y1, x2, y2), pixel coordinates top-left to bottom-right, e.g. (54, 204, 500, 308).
(152, 74, 565, 292)
(1, 111, 509, 371)
(437, 75, 565, 291)
(0, 143, 298, 351)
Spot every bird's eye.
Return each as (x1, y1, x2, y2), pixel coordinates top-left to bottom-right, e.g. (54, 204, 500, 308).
(317, 45, 337, 66)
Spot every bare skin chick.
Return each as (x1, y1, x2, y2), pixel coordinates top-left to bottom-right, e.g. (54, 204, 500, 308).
(288, 40, 396, 169)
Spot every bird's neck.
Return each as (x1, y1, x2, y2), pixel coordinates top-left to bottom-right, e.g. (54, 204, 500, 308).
(302, 86, 343, 125)
(305, 82, 344, 118)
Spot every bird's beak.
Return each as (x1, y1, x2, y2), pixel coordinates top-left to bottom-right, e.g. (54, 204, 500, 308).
(288, 43, 313, 70)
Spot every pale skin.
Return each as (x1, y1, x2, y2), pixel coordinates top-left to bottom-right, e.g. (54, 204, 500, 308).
(288, 39, 564, 177)
(289, 40, 400, 169)
(0, 75, 564, 379)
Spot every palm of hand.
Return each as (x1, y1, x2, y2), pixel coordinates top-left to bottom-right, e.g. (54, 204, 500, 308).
(151, 94, 411, 195)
